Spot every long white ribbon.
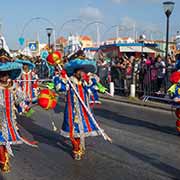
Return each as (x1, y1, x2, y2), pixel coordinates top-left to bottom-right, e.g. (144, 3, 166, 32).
(57, 64, 112, 143)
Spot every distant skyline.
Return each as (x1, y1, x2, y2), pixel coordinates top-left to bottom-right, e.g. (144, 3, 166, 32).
(0, 0, 179, 49)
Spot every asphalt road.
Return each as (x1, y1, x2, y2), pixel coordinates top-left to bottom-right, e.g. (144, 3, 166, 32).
(1, 97, 180, 180)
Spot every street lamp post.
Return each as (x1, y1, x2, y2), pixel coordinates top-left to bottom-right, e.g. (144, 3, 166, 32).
(139, 34, 146, 60)
(46, 27, 53, 49)
(139, 34, 146, 95)
(163, 1, 175, 62)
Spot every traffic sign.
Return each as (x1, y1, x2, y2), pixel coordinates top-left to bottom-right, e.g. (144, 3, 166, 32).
(28, 41, 38, 52)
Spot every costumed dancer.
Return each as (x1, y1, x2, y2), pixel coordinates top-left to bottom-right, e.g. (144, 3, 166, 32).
(68, 48, 107, 105)
(53, 58, 109, 160)
(66, 39, 107, 105)
(36, 50, 55, 79)
(0, 60, 37, 172)
(168, 54, 180, 133)
(15, 59, 38, 113)
(82, 72, 107, 105)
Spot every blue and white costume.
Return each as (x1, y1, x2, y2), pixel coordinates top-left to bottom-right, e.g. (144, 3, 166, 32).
(54, 75, 101, 138)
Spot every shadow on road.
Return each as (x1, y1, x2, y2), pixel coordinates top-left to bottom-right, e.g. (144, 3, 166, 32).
(0, 173, 6, 180)
(95, 108, 178, 137)
(116, 143, 180, 180)
(16, 115, 72, 157)
(53, 96, 65, 114)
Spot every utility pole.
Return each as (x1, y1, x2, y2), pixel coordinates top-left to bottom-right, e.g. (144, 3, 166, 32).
(36, 31, 40, 55)
(116, 25, 119, 40)
(96, 23, 100, 47)
(0, 18, 2, 36)
(133, 23, 136, 40)
(53, 29, 56, 50)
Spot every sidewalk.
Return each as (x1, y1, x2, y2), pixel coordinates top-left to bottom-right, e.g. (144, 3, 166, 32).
(99, 94, 173, 112)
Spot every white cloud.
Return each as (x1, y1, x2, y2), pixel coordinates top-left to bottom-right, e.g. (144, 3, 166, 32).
(110, 0, 165, 3)
(110, 0, 126, 3)
(110, 0, 128, 3)
(144, 0, 161, 2)
(80, 6, 103, 20)
(141, 0, 171, 3)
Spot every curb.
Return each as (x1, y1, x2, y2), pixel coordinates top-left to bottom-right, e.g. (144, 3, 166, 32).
(99, 94, 173, 112)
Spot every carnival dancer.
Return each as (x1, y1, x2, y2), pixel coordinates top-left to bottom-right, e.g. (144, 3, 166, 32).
(82, 72, 107, 105)
(35, 51, 54, 79)
(166, 54, 180, 134)
(15, 59, 38, 112)
(0, 60, 37, 172)
(54, 59, 111, 160)
(0, 48, 12, 63)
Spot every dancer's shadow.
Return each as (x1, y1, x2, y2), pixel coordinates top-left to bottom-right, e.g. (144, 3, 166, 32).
(115, 143, 180, 180)
(16, 115, 72, 156)
(90, 143, 180, 179)
(94, 108, 177, 137)
(0, 172, 5, 180)
(53, 96, 65, 114)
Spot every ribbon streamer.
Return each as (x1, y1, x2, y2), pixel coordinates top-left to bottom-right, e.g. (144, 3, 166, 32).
(57, 64, 112, 143)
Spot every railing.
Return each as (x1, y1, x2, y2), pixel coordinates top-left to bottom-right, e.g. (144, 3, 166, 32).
(97, 64, 176, 98)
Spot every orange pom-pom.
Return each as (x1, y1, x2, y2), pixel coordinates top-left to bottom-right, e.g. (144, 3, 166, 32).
(38, 89, 57, 110)
(47, 51, 62, 65)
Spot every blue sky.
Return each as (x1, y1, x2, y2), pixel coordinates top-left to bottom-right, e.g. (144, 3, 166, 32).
(0, 0, 179, 49)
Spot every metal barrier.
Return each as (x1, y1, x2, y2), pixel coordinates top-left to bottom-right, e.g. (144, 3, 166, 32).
(97, 64, 176, 98)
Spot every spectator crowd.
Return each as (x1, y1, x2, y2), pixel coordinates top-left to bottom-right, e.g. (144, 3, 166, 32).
(97, 54, 176, 97)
